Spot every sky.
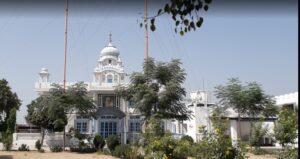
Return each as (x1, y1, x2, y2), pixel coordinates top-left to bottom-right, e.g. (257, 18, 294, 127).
(0, 0, 298, 124)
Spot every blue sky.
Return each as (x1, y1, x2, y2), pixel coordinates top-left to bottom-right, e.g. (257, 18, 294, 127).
(0, 1, 297, 124)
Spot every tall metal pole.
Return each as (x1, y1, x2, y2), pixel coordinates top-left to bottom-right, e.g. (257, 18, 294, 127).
(63, 0, 68, 90)
(144, 0, 149, 59)
(62, 0, 68, 151)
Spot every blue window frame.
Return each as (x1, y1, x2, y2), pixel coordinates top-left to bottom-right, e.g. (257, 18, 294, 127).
(76, 122, 87, 133)
(100, 122, 117, 138)
(107, 75, 113, 83)
(129, 122, 141, 132)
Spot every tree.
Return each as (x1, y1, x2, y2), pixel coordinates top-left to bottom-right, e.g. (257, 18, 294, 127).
(141, 0, 212, 36)
(26, 82, 96, 150)
(26, 95, 64, 146)
(0, 79, 21, 150)
(214, 78, 277, 138)
(249, 121, 268, 153)
(274, 107, 297, 147)
(117, 58, 190, 126)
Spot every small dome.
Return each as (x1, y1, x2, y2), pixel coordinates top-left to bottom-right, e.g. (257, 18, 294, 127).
(39, 68, 49, 74)
(100, 33, 120, 57)
(100, 42, 120, 57)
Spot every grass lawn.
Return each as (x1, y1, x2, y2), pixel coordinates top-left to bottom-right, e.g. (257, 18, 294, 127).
(0, 151, 117, 159)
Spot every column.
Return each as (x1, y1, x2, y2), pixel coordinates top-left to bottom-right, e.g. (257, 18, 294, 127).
(230, 120, 238, 146)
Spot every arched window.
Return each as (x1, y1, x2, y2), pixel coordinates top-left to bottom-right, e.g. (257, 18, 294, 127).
(107, 74, 113, 83)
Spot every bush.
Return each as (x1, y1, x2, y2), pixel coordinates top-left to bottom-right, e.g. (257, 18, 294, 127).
(70, 146, 97, 153)
(93, 134, 105, 150)
(2, 132, 13, 151)
(18, 144, 30, 151)
(50, 145, 63, 152)
(278, 147, 298, 159)
(38, 148, 45, 153)
(106, 135, 120, 152)
(250, 121, 267, 149)
(35, 139, 42, 150)
(113, 144, 141, 159)
(113, 145, 130, 157)
(180, 135, 194, 145)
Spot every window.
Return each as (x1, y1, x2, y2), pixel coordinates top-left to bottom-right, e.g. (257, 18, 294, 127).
(103, 95, 115, 107)
(130, 122, 141, 132)
(108, 59, 112, 64)
(128, 100, 135, 108)
(100, 122, 117, 138)
(172, 124, 176, 133)
(76, 122, 87, 133)
(107, 75, 113, 83)
(99, 94, 120, 107)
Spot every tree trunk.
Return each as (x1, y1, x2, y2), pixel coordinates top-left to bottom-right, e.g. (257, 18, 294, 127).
(41, 128, 45, 146)
(237, 112, 241, 139)
(249, 119, 254, 151)
(63, 127, 66, 151)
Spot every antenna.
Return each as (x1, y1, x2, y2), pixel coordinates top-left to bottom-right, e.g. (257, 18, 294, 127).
(109, 32, 112, 43)
(202, 77, 205, 91)
(63, 0, 69, 91)
(144, 0, 149, 59)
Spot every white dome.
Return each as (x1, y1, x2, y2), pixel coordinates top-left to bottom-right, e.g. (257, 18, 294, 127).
(100, 42, 119, 57)
(39, 68, 49, 74)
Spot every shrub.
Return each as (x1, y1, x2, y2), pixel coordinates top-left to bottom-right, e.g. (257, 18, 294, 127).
(173, 139, 191, 159)
(106, 135, 120, 152)
(278, 147, 298, 159)
(2, 132, 13, 151)
(38, 148, 45, 153)
(50, 145, 63, 152)
(18, 144, 30, 151)
(113, 145, 129, 157)
(35, 139, 42, 150)
(93, 134, 105, 150)
(70, 142, 97, 153)
(113, 144, 141, 159)
(180, 135, 194, 145)
(274, 108, 297, 147)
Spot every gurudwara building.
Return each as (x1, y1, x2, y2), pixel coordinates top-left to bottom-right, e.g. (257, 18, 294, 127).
(35, 37, 141, 144)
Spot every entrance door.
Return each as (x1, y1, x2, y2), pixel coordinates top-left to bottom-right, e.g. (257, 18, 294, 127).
(100, 121, 117, 138)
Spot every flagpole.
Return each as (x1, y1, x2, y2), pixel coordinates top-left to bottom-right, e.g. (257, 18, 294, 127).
(63, 0, 68, 90)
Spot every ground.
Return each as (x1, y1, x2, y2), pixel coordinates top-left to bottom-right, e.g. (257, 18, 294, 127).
(0, 151, 117, 159)
(247, 153, 277, 159)
(0, 151, 278, 159)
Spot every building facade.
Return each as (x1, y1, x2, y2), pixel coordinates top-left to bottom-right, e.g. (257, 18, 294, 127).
(35, 37, 141, 144)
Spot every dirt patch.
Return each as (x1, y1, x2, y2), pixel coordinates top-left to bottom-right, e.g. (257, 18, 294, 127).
(247, 153, 277, 159)
(0, 151, 118, 159)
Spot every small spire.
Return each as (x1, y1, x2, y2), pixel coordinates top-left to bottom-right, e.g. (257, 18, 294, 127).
(109, 33, 112, 43)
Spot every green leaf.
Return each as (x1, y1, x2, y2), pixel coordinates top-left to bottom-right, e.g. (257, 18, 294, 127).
(151, 18, 155, 24)
(175, 21, 180, 26)
(157, 9, 162, 15)
(183, 19, 189, 26)
(204, 5, 209, 11)
(164, 4, 170, 13)
(204, 0, 212, 4)
(196, 17, 203, 27)
(180, 30, 184, 36)
(150, 24, 156, 31)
